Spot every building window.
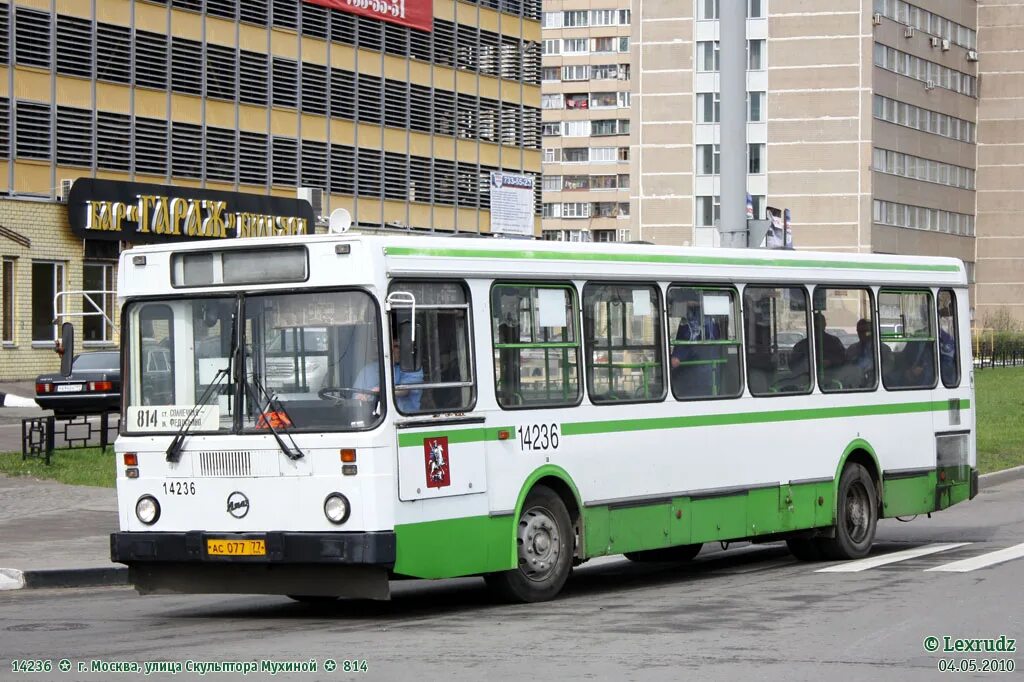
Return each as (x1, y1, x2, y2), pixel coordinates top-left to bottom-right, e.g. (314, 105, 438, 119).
(749, 143, 765, 174)
(697, 41, 719, 72)
(748, 39, 765, 70)
(31, 261, 64, 343)
(15, 8, 51, 69)
(696, 195, 720, 227)
(2, 258, 14, 343)
(748, 91, 765, 122)
(698, 0, 720, 20)
(697, 93, 720, 123)
(697, 144, 720, 175)
(82, 262, 114, 343)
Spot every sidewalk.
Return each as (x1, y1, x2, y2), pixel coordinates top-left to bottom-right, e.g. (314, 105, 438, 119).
(0, 475, 126, 590)
(1, 466, 1023, 592)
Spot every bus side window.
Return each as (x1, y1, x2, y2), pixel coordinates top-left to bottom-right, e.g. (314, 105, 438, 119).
(812, 287, 877, 393)
(491, 283, 581, 409)
(667, 285, 743, 400)
(938, 289, 960, 388)
(743, 286, 812, 396)
(879, 289, 936, 390)
(583, 282, 665, 404)
(387, 281, 476, 414)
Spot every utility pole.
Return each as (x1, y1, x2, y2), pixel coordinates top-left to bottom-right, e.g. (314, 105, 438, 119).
(718, 0, 748, 248)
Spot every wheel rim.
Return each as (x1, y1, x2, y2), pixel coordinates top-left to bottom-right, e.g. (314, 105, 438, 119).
(517, 505, 561, 582)
(844, 480, 872, 544)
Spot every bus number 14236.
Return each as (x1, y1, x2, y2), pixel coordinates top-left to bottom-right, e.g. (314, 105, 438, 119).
(517, 423, 560, 452)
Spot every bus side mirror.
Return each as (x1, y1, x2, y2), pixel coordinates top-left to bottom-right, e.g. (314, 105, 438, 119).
(59, 322, 74, 377)
(398, 322, 420, 373)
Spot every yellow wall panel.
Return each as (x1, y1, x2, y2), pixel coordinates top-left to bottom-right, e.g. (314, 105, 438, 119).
(134, 2, 167, 33)
(330, 120, 356, 145)
(56, 0, 91, 19)
(382, 127, 407, 152)
(238, 105, 268, 132)
(169, 94, 202, 123)
(14, 70, 50, 102)
(478, 75, 500, 100)
(94, 170, 132, 182)
(455, 70, 477, 94)
(205, 180, 235, 193)
(502, 80, 523, 104)
(205, 100, 235, 129)
(270, 30, 299, 60)
(0, 68, 7, 97)
(457, 208, 480, 232)
(55, 77, 93, 108)
(456, 139, 479, 162)
(434, 0, 455, 22)
(355, 124, 382, 149)
(302, 37, 327, 64)
(331, 46, 356, 71)
(301, 115, 327, 141)
(239, 24, 268, 53)
(169, 9, 202, 41)
(96, 83, 131, 112)
(356, 52, 382, 78)
(408, 132, 432, 158)
(270, 109, 299, 136)
(383, 56, 408, 81)
(478, 143, 500, 167)
(432, 206, 455, 230)
(433, 137, 455, 160)
(135, 174, 169, 186)
(16, 0, 51, 11)
(134, 90, 167, 119)
(206, 18, 237, 48)
(409, 61, 432, 88)
(0, 162, 9, 192)
(382, 200, 408, 224)
(355, 198, 382, 222)
(96, 0, 133, 25)
(408, 203, 433, 228)
(479, 8, 500, 33)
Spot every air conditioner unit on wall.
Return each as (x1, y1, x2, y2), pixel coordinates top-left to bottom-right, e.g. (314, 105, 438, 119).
(930, 36, 941, 48)
(297, 187, 323, 217)
(58, 178, 74, 202)
(925, 80, 936, 90)
(872, 12, 882, 26)
(941, 39, 951, 51)
(967, 49, 979, 62)
(904, 26, 914, 38)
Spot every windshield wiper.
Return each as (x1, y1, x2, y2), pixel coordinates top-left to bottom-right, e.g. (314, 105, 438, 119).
(166, 303, 239, 463)
(246, 373, 303, 461)
(165, 367, 227, 463)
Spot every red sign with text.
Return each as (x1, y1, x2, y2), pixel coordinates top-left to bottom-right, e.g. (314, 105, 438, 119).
(304, 0, 433, 32)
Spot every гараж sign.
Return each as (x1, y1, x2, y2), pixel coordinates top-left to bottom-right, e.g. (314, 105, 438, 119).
(66, 178, 316, 244)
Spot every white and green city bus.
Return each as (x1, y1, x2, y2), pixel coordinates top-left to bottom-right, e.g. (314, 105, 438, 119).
(101, 235, 975, 602)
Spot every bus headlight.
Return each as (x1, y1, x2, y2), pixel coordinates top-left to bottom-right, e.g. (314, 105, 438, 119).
(135, 495, 161, 525)
(324, 493, 350, 525)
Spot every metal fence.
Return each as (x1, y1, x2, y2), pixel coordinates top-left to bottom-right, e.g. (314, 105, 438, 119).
(21, 414, 120, 465)
(972, 329, 1024, 369)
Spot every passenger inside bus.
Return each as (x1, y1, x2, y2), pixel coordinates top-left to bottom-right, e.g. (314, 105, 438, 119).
(790, 312, 845, 375)
(670, 295, 720, 398)
(353, 323, 424, 413)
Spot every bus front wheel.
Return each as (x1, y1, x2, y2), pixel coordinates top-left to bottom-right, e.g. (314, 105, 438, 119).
(819, 463, 878, 560)
(485, 485, 573, 603)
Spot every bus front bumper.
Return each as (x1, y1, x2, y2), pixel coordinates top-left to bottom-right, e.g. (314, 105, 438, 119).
(110, 531, 396, 598)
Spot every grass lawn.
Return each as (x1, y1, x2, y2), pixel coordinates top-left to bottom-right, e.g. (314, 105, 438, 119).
(975, 366, 1024, 474)
(0, 446, 115, 488)
(0, 369, 1020, 487)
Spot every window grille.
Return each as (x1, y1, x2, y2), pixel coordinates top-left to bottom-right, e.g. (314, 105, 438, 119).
(96, 112, 130, 171)
(383, 79, 409, 130)
(433, 88, 456, 137)
(239, 0, 268, 26)
(329, 144, 355, 195)
(205, 126, 236, 183)
(15, 8, 50, 69)
(357, 147, 382, 198)
(238, 50, 268, 105)
(301, 62, 328, 115)
(300, 2, 327, 39)
(272, 57, 298, 108)
(238, 130, 268, 186)
(135, 30, 168, 90)
(56, 106, 93, 168)
(456, 24, 479, 71)
(97, 23, 131, 84)
(410, 27, 431, 61)
(271, 0, 298, 30)
(357, 16, 382, 52)
(383, 22, 408, 57)
(384, 151, 408, 201)
(456, 93, 477, 139)
(206, 42, 237, 101)
(171, 122, 202, 178)
(409, 84, 432, 133)
(330, 67, 355, 120)
(434, 158, 456, 206)
(206, 0, 237, 21)
(456, 162, 479, 208)
(15, 100, 51, 160)
(272, 136, 297, 186)
(135, 117, 169, 176)
(56, 15, 92, 78)
(433, 20, 455, 67)
(0, 4, 9, 65)
(330, 11, 356, 46)
(171, 37, 203, 95)
(409, 155, 432, 204)
(300, 139, 327, 189)
(357, 73, 382, 125)
(0, 98, 10, 159)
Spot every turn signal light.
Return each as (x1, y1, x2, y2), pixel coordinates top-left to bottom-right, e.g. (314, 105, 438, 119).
(123, 453, 138, 466)
(88, 381, 113, 392)
(340, 449, 356, 463)
(36, 383, 53, 394)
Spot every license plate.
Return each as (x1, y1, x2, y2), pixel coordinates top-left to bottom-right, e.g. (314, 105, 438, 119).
(56, 384, 83, 393)
(206, 538, 266, 556)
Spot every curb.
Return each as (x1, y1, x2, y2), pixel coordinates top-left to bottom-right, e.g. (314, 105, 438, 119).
(0, 566, 128, 591)
(979, 464, 1024, 489)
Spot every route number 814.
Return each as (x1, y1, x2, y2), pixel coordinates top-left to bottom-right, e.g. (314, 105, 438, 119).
(517, 423, 560, 451)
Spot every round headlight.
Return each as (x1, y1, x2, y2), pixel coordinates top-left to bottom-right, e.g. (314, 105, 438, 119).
(324, 493, 350, 525)
(136, 495, 160, 525)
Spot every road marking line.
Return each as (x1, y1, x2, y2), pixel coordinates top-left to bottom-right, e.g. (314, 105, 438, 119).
(815, 543, 971, 572)
(925, 542, 1024, 573)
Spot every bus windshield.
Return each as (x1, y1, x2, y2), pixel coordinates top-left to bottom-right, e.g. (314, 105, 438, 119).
(123, 290, 383, 434)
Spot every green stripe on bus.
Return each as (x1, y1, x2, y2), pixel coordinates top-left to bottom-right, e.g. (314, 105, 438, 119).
(397, 426, 513, 448)
(561, 399, 969, 437)
(384, 246, 961, 273)
(394, 400, 967, 446)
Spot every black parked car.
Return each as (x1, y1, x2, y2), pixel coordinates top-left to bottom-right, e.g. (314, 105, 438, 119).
(35, 351, 121, 417)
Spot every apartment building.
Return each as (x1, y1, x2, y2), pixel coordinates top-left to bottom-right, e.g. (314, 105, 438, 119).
(0, 0, 542, 379)
(540, 2, 632, 242)
(632, 0, 981, 280)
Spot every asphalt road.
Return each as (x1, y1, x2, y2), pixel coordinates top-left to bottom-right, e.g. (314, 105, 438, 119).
(2, 478, 1022, 682)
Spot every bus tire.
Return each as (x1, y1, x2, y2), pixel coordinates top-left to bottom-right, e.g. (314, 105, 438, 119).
(484, 485, 573, 603)
(819, 463, 878, 560)
(786, 538, 824, 561)
(623, 544, 702, 562)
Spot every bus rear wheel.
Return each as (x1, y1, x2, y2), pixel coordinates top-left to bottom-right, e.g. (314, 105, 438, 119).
(623, 544, 702, 562)
(484, 485, 573, 603)
(818, 463, 878, 560)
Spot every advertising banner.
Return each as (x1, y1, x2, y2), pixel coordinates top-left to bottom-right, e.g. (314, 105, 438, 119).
(488, 172, 536, 237)
(304, 0, 433, 32)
